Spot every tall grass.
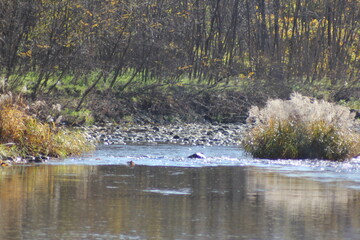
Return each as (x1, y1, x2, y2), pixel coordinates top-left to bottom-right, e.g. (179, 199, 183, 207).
(242, 93, 360, 161)
(0, 93, 94, 159)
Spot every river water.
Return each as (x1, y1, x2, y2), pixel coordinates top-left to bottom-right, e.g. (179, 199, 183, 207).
(1, 144, 360, 240)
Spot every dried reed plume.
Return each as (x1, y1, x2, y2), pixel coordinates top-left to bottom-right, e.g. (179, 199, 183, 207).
(243, 93, 360, 161)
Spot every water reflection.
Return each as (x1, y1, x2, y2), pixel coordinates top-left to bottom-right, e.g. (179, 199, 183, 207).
(1, 164, 360, 239)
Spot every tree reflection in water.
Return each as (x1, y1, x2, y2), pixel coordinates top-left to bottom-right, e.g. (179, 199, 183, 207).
(0, 164, 360, 239)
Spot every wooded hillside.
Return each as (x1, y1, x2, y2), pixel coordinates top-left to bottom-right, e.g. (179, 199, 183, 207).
(0, 0, 359, 122)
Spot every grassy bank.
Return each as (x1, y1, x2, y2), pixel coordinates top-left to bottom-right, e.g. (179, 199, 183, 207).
(5, 70, 360, 126)
(0, 93, 94, 161)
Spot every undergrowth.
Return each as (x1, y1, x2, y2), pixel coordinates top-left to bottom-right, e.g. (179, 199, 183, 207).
(0, 93, 94, 159)
(242, 93, 360, 161)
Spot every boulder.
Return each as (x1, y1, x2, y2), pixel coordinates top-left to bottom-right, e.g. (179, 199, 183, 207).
(188, 152, 206, 159)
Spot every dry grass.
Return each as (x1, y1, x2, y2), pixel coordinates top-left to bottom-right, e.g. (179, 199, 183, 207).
(0, 93, 94, 159)
(247, 92, 356, 129)
(243, 93, 360, 161)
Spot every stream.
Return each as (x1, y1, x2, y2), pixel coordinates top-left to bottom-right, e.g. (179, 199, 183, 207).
(1, 144, 360, 239)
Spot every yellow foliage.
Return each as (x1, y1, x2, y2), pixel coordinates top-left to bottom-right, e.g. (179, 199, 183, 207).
(37, 44, 51, 49)
(64, 42, 73, 47)
(150, 23, 162, 28)
(18, 50, 32, 58)
(310, 19, 319, 28)
(80, 20, 89, 26)
(248, 72, 255, 78)
(239, 73, 246, 79)
(85, 10, 93, 17)
(169, 42, 177, 49)
(121, 14, 131, 19)
(178, 65, 193, 70)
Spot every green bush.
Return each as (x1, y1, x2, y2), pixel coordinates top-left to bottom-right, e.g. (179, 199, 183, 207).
(242, 93, 360, 161)
(62, 108, 94, 125)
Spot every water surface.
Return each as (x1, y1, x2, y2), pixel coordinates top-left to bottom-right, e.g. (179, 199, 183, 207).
(1, 144, 360, 239)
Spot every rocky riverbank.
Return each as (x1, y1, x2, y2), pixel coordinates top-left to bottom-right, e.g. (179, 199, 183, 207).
(84, 123, 247, 146)
(85, 121, 360, 147)
(0, 123, 246, 166)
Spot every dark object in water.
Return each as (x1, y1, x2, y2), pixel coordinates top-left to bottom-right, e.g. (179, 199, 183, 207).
(188, 153, 206, 159)
(127, 160, 135, 167)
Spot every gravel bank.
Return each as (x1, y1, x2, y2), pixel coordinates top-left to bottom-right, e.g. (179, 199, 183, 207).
(84, 123, 247, 146)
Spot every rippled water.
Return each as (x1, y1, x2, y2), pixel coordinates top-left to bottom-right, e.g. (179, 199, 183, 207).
(1, 144, 360, 240)
(54, 144, 360, 189)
